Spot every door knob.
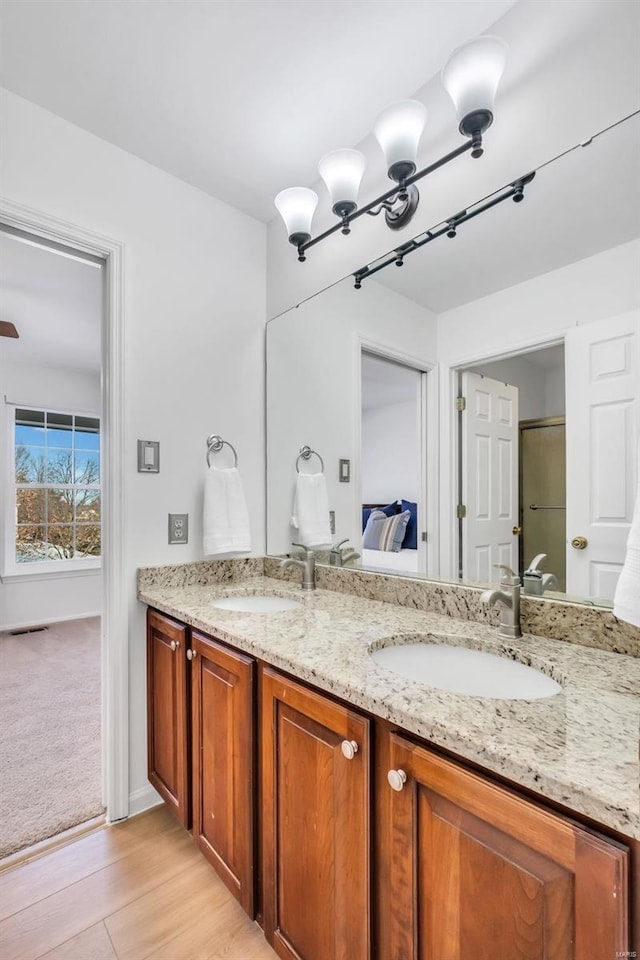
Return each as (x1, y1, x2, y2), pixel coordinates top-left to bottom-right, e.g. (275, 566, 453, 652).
(186, 648, 197, 660)
(387, 769, 407, 792)
(341, 740, 359, 760)
(571, 536, 588, 550)
(512, 525, 522, 536)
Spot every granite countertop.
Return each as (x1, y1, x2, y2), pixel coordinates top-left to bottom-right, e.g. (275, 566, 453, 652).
(138, 574, 640, 840)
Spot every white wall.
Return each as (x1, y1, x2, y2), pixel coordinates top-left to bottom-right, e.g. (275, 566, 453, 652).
(362, 401, 419, 504)
(0, 89, 266, 812)
(437, 240, 640, 364)
(545, 365, 565, 418)
(267, 278, 437, 555)
(466, 356, 566, 421)
(0, 361, 102, 629)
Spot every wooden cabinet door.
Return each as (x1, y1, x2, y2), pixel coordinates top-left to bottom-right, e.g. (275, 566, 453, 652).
(381, 732, 629, 960)
(190, 630, 256, 917)
(261, 667, 371, 960)
(146, 610, 189, 827)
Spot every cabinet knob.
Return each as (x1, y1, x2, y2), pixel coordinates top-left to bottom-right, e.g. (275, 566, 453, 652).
(341, 739, 359, 760)
(170, 639, 180, 652)
(187, 648, 197, 661)
(387, 769, 407, 792)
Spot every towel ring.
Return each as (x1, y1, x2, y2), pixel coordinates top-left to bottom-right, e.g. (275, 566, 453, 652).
(296, 445, 324, 473)
(206, 435, 238, 468)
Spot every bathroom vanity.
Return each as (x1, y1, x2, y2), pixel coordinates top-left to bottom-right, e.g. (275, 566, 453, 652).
(139, 560, 639, 959)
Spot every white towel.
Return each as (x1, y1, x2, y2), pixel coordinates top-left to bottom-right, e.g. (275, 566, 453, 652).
(613, 444, 640, 627)
(291, 471, 332, 548)
(203, 467, 251, 556)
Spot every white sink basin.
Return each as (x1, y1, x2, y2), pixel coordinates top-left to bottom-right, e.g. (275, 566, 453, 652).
(211, 595, 302, 613)
(370, 640, 562, 700)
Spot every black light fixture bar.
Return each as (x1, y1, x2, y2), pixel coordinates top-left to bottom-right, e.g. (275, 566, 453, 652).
(297, 139, 475, 260)
(353, 172, 535, 287)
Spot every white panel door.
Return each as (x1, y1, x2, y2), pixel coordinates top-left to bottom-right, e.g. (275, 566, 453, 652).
(461, 372, 519, 584)
(565, 313, 640, 600)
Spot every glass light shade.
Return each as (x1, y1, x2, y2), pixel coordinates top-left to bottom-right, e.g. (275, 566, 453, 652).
(318, 149, 366, 213)
(441, 35, 508, 128)
(274, 187, 319, 239)
(373, 100, 428, 177)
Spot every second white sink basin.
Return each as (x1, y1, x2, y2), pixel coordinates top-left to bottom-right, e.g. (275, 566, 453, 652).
(211, 595, 302, 613)
(370, 640, 562, 700)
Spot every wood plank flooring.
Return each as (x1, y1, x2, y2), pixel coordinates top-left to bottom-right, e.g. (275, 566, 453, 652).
(0, 805, 278, 960)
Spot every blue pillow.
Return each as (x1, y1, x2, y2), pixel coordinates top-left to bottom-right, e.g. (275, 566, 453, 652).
(363, 509, 410, 552)
(401, 499, 418, 549)
(362, 501, 397, 533)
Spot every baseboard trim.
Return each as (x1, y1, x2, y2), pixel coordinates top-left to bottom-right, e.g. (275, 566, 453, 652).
(128, 784, 163, 818)
(1, 611, 102, 633)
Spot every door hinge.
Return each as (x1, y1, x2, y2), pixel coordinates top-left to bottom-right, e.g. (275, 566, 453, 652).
(421, 531, 428, 542)
(456, 396, 466, 412)
(456, 504, 467, 519)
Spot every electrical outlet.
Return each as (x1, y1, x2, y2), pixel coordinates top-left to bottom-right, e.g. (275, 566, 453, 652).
(168, 513, 189, 544)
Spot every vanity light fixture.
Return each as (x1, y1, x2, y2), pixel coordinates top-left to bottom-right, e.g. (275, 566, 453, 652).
(274, 35, 508, 262)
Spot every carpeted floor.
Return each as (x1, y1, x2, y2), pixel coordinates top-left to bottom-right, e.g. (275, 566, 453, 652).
(0, 616, 104, 859)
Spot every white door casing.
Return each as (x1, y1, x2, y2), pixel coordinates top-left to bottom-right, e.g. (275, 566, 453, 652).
(565, 313, 640, 601)
(0, 198, 128, 822)
(461, 372, 519, 584)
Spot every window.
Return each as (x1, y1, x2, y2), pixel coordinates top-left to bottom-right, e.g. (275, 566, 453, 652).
(13, 407, 101, 567)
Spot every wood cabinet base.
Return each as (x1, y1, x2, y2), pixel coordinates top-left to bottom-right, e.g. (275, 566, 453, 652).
(261, 667, 371, 960)
(379, 732, 630, 960)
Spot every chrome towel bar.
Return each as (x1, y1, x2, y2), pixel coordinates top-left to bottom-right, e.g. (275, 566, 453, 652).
(296, 445, 324, 473)
(206, 434, 238, 468)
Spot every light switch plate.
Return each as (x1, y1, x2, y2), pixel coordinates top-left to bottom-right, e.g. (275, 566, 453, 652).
(339, 459, 350, 482)
(168, 513, 188, 544)
(138, 440, 159, 472)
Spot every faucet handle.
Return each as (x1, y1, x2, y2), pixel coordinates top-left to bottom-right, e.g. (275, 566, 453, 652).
(493, 563, 520, 586)
(525, 553, 547, 574)
(331, 538, 349, 552)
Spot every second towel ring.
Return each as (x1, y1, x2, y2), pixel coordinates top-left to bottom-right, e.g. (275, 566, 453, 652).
(207, 435, 238, 468)
(296, 445, 324, 474)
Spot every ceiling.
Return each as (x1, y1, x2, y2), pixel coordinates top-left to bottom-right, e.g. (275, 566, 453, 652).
(0, 231, 103, 373)
(0, 0, 637, 365)
(0, 0, 517, 222)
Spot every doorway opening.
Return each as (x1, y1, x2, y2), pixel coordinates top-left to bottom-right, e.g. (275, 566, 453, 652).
(456, 342, 566, 588)
(360, 350, 427, 575)
(520, 417, 566, 592)
(0, 224, 106, 858)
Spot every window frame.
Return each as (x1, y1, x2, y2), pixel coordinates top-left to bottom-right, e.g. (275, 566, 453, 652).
(2, 401, 102, 581)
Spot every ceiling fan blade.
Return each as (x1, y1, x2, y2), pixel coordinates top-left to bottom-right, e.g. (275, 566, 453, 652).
(0, 321, 19, 338)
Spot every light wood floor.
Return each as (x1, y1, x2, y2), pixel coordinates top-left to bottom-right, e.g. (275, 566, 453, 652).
(0, 805, 278, 960)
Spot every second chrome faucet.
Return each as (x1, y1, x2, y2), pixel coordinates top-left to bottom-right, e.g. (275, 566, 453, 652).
(480, 564, 522, 639)
(280, 543, 316, 591)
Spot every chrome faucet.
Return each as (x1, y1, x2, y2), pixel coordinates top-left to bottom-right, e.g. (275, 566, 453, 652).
(522, 553, 558, 596)
(280, 542, 316, 591)
(480, 564, 522, 639)
(329, 538, 361, 566)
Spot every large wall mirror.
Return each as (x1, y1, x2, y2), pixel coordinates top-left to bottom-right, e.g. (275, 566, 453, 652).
(266, 112, 640, 606)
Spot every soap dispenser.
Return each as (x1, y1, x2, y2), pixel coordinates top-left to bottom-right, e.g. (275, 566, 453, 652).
(523, 553, 557, 595)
